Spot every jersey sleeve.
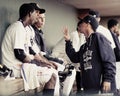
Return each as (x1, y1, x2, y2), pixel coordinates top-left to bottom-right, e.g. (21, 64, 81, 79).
(65, 40, 80, 63)
(13, 23, 26, 50)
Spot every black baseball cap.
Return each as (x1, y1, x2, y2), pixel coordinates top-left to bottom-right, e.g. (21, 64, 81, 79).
(83, 15, 99, 31)
(89, 10, 100, 18)
(29, 3, 45, 13)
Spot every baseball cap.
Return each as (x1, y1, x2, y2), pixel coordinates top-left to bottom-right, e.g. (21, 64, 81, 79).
(29, 3, 45, 13)
(83, 15, 99, 31)
(89, 10, 100, 18)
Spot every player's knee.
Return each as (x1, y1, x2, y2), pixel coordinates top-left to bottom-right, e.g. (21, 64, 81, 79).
(44, 73, 57, 89)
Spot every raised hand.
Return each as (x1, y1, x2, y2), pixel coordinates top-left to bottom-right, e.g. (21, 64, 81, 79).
(63, 27, 70, 41)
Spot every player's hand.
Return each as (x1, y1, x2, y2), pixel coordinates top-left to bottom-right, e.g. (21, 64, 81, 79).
(102, 81, 111, 93)
(63, 27, 70, 41)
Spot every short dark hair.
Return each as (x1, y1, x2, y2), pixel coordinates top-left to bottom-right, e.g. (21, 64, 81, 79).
(19, 3, 35, 19)
(89, 9, 100, 18)
(107, 19, 118, 29)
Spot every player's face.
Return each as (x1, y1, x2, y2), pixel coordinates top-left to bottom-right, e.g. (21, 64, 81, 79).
(30, 10, 40, 25)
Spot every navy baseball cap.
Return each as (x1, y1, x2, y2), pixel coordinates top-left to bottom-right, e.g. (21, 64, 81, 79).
(29, 3, 45, 13)
(83, 15, 99, 31)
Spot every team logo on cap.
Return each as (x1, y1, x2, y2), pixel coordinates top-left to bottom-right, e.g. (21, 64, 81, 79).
(88, 20, 91, 23)
(93, 15, 97, 18)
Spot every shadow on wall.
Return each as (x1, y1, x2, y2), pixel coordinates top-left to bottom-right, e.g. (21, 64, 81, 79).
(0, 7, 12, 63)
